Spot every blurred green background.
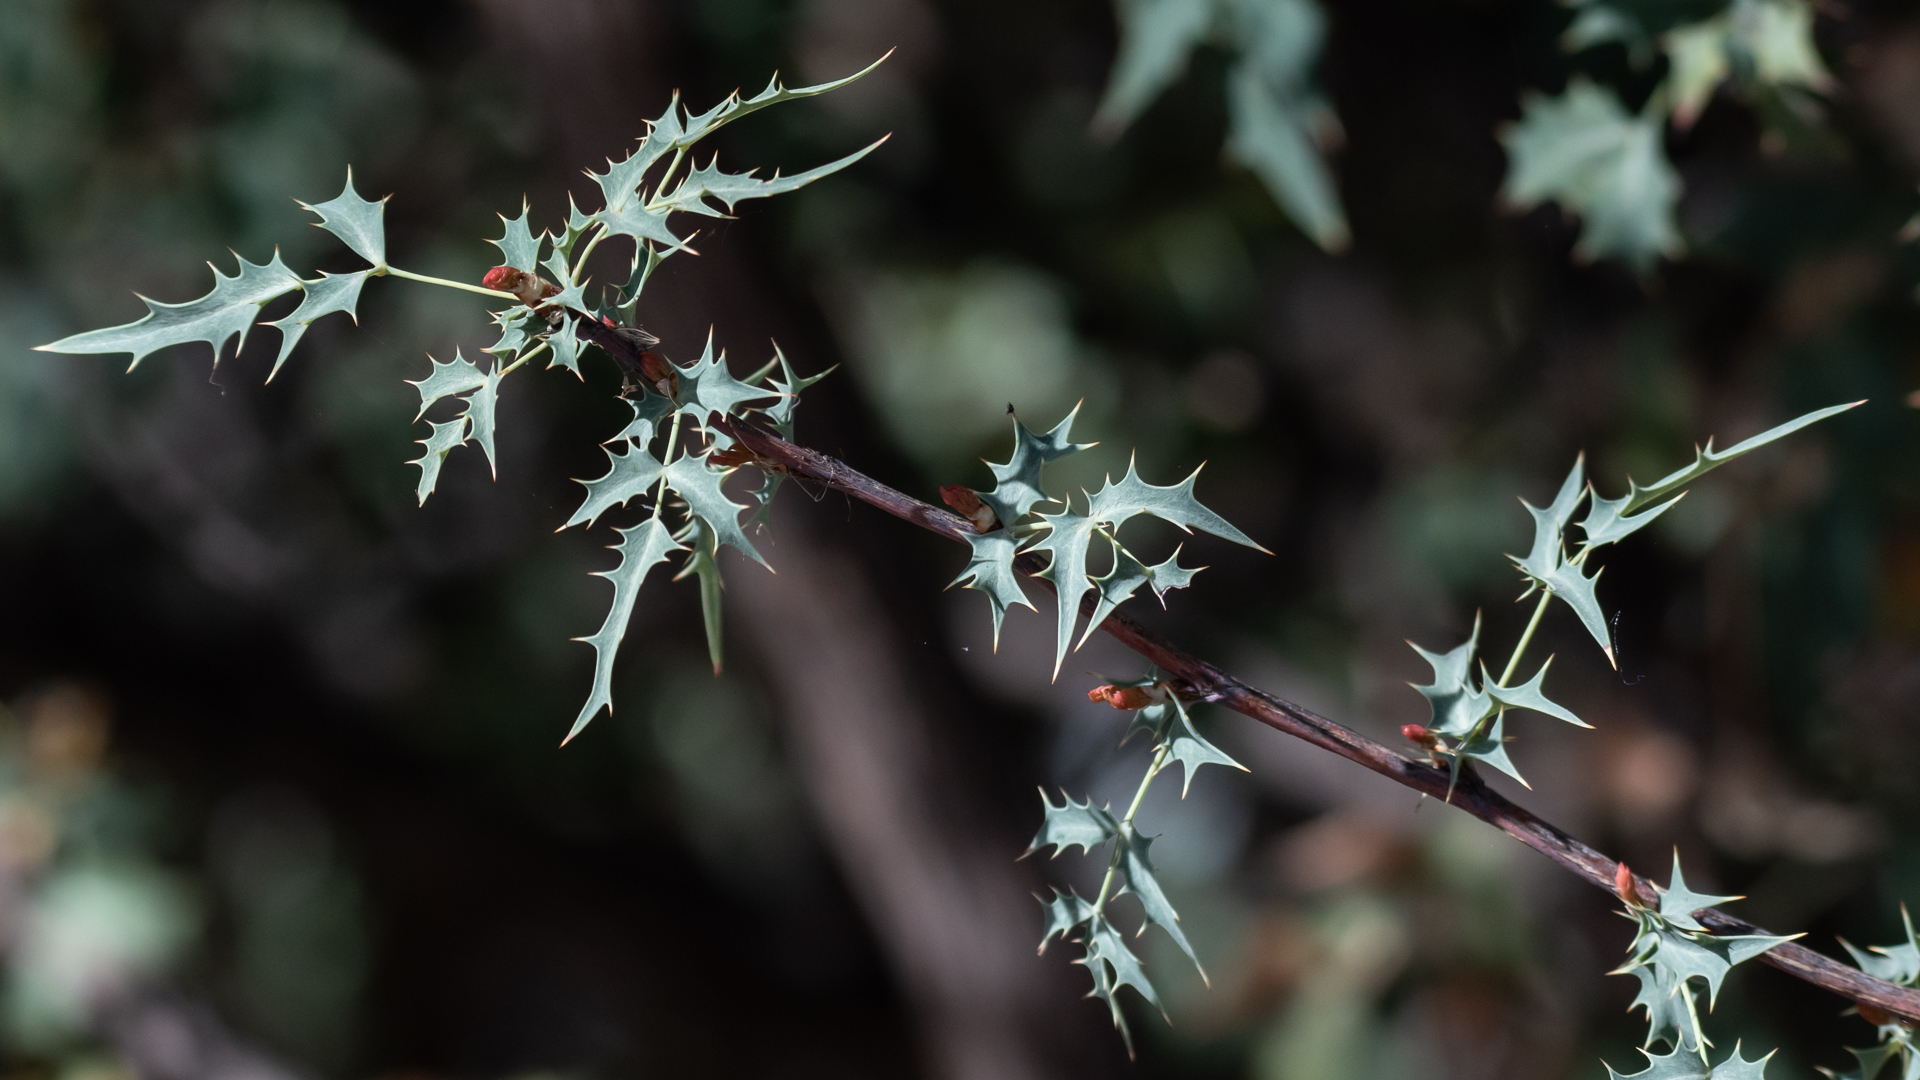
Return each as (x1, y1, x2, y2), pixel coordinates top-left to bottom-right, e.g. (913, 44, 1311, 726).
(0, 0, 1917, 1077)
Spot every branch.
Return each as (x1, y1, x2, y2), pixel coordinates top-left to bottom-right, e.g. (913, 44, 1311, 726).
(712, 412, 1920, 1025)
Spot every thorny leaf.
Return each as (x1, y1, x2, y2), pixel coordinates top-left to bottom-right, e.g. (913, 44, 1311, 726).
(1077, 541, 1200, 649)
(1080, 914, 1163, 1054)
(297, 167, 388, 267)
(1125, 698, 1244, 798)
(408, 349, 488, 420)
(980, 405, 1096, 527)
(1628, 963, 1695, 1052)
(265, 270, 368, 380)
(567, 517, 685, 743)
(1029, 504, 1102, 679)
(545, 317, 584, 377)
(1223, 2, 1349, 253)
(681, 55, 892, 143)
(1658, 852, 1744, 932)
(1606, 1044, 1775, 1080)
(1086, 456, 1267, 550)
(951, 529, 1035, 651)
(490, 200, 543, 272)
(662, 455, 767, 569)
(1025, 791, 1119, 859)
(1410, 614, 1492, 737)
(673, 516, 726, 674)
(1447, 706, 1525, 789)
(1038, 888, 1097, 954)
(1823, 1042, 1905, 1080)
(1093, 0, 1213, 134)
(37, 251, 301, 370)
(1840, 906, 1920, 986)
(1513, 454, 1588, 585)
(1483, 657, 1590, 727)
(566, 442, 667, 530)
(1115, 823, 1201, 974)
(461, 368, 503, 478)
(665, 140, 886, 217)
(409, 417, 468, 506)
(614, 392, 674, 447)
(676, 331, 783, 421)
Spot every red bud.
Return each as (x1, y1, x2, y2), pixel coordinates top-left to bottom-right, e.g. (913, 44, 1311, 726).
(1615, 861, 1647, 908)
(709, 445, 756, 469)
(480, 265, 560, 307)
(1859, 1002, 1892, 1027)
(1088, 684, 1168, 711)
(1402, 724, 1440, 749)
(939, 485, 999, 533)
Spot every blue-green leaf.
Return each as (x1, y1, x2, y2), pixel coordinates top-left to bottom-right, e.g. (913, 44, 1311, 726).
(951, 529, 1035, 651)
(676, 331, 783, 420)
(1839, 906, 1920, 986)
(1092, 0, 1213, 134)
(684, 54, 892, 142)
(567, 517, 685, 743)
(1087, 456, 1268, 551)
(673, 516, 726, 674)
(663, 455, 766, 568)
(265, 270, 370, 381)
(1080, 913, 1164, 1046)
(490, 199, 542, 272)
(1029, 504, 1101, 679)
(1409, 615, 1493, 737)
(460, 369, 503, 478)
(980, 405, 1096, 526)
(37, 251, 301, 370)
(1077, 542, 1202, 649)
(298, 167, 388, 267)
(1483, 657, 1590, 727)
(546, 317, 584, 377)
(1448, 707, 1525, 788)
(1224, 60, 1348, 252)
(614, 391, 675, 446)
(1038, 888, 1097, 954)
(1025, 791, 1118, 859)
(1658, 852, 1743, 933)
(1605, 1044, 1775, 1080)
(409, 417, 468, 506)
(566, 442, 667, 530)
(667, 140, 887, 216)
(408, 349, 488, 420)
(1158, 697, 1244, 797)
(758, 344, 830, 438)
(1513, 454, 1588, 583)
(595, 96, 685, 222)
(1542, 557, 1613, 663)
(1115, 823, 1201, 974)
(1625, 963, 1694, 1052)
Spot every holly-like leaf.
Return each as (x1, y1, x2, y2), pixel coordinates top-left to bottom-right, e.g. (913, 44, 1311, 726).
(1080, 914, 1164, 1052)
(566, 443, 667, 530)
(1410, 614, 1495, 737)
(460, 369, 503, 478)
(567, 517, 686, 744)
(297, 167, 388, 267)
(1665, 0, 1834, 128)
(1224, 56, 1349, 252)
(1541, 557, 1613, 665)
(680, 54, 893, 145)
(1582, 402, 1863, 543)
(1038, 888, 1097, 954)
(1115, 823, 1202, 974)
(666, 139, 887, 217)
(1627, 962, 1694, 1052)
(1606, 1044, 1775, 1080)
(408, 349, 489, 420)
(1839, 907, 1920, 986)
(1156, 697, 1245, 798)
(1077, 541, 1202, 649)
(662, 455, 767, 568)
(538, 250, 594, 320)
(37, 251, 301, 370)
(1501, 79, 1680, 270)
(1029, 504, 1101, 679)
(1564, 4, 1652, 59)
(1092, 0, 1214, 134)
(545, 317, 584, 377)
(673, 516, 726, 674)
(485, 306, 539, 362)
(613, 391, 675, 447)
(1448, 706, 1525, 788)
(594, 95, 685, 224)
(1824, 1042, 1904, 1080)
(1025, 791, 1118, 859)
(1088, 456, 1268, 551)
(1631, 920, 1794, 1008)
(1513, 454, 1588, 583)
(951, 529, 1036, 651)
(676, 331, 783, 421)
(980, 405, 1096, 527)
(1483, 657, 1590, 727)
(757, 344, 830, 438)
(265, 270, 369, 381)
(1658, 850, 1743, 932)
(491, 199, 542, 272)
(409, 417, 468, 506)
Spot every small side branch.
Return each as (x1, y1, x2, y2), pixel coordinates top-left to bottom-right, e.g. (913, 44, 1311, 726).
(713, 413, 1920, 1025)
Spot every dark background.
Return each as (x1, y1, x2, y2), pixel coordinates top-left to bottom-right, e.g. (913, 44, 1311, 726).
(0, 0, 1917, 1077)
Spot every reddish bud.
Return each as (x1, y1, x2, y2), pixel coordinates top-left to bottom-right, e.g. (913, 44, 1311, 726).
(482, 265, 523, 293)
(1401, 724, 1440, 749)
(1087, 684, 1168, 711)
(939, 485, 1000, 533)
(480, 265, 561, 307)
(1615, 861, 1647, 908)
(636, 351, 679, 397)
(1858, 1002, 1892, 1027)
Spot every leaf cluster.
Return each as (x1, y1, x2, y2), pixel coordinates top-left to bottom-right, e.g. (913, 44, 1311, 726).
(1830, 910, 1920, 1080)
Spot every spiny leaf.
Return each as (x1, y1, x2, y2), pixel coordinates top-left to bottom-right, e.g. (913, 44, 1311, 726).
(1501, 79, 1679, 270)
(1114, 823, 1202, 975)
(491, 199, 542, 272)
(1038, 888, 1097, 954)
(1079, 913, 1164, 1052)
(673, 516, 725, 674)
(681, 54, 893, 144)
(1584, 403, 1864, 539)
(546, 317, 583, 377)
(1659, 851, 1743, 932)
(1839, 906, 1920, 986)
(980, 405, 1096, 526)
(1087, 456, 1268, 551)
(951, 529, 1035, 651)
(1514, 454, 1588, 583)
(676, 331, 783, 420)
(297, 167, 388, 267)
(1078, 541, 1201, 649)
(1147, 697, 1244, 798)
(1025, 791, 1119, 859)
(758, 344, 829, 438)
(409, 416, 468, 506)
(538, 250, 594, 319)
(1029, 504, 1101, 679)
(1448, 707, 1525, 788)
(1626, 963, 1695, 1052)
(1823, 1042, 1903, 1080)
(595, 95, 685, 220)
(613, 392, 674, 446)
(37, 250, 301, 370)
(667, 139, 887, 216)
(566, 442, 667, 530)
(662, 455, 767, 568)
(1092, 0, 1213, 135)
(1665, 0, 1834, 128)
(408, 349, 488, 421)
(461, 369, 503, 479)
(1483, 657, 1590, 727)
(1540, 557, 1613, 665)
(1409, 614, 1495, 737)
(1606, 1043, 1775, 1080)
(485, 306, 538, 362)
(265, 270, 369, 381)
(567, 517, 685, 744)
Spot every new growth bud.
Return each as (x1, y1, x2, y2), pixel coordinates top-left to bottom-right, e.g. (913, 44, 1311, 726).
(1857, 1002, 1892, 1027)
(939, 485, 1000, 533)
(709, 445, 758, 469)
(481, 265, 561, 308)
(1402, 724, 1439, 749)
(1614, 861, 1647, 908)
(1088, 683, 1170, 711)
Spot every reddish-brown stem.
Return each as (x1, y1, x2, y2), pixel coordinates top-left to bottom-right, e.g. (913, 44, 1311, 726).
(707, 411, 1920, 1023)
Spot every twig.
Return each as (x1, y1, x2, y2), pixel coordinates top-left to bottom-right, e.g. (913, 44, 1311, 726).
(711, 411, 1920, 1024)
